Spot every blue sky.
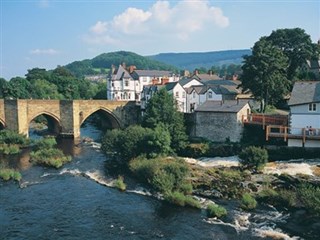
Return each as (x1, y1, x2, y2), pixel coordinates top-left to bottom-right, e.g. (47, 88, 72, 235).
(1, 0, 319, 79)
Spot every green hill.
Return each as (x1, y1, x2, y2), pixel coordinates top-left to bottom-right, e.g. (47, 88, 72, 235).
(147, 49, 251, 70)
(65, 51, 178, 77)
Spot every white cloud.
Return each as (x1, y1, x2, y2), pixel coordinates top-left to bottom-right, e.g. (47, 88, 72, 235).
(112, 7, 152, 34)
(29, 48, 59, 55)
(83, 0, 229, 51)
(90, 21, 108, 35)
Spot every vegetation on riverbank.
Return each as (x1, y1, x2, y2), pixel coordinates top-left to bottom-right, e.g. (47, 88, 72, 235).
(0, 130, 30, 155)
(30, 137, 71, 168)
(0, 168, 21, 182)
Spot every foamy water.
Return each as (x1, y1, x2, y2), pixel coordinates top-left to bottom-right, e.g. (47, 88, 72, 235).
(185, 156, 320, 177)
(263, 162, 315, 176)
(184, 156, 239, 167)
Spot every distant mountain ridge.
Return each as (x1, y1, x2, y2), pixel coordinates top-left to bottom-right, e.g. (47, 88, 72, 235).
(65, 50, 251, 77)
(148, 49, 251, 70)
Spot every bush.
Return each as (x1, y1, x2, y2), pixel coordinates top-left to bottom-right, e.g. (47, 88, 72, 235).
(33, 137, 57, 150)
(0, 168, 21, 181)
(113, 176, 126, 191)
(0, 144, 20, 155)
(183, 143, 209, 158)
(0, 130, 29, 146)
(165, 191, 201, 208)
(30, 148, 71, 168)
(207, 203, 228, 218)
(298, 184, 320, 216)
(129, 156, 191, 194)
(240, 193, 257, 210)
(239, 146, 268, 171)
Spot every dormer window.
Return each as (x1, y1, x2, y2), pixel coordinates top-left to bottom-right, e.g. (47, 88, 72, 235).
(308, 103, 316, 112)
(208, 92, 213, 99)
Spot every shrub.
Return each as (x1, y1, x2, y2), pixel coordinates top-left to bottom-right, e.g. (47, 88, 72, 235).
(0, 168, 22, 181)
(277, 189, 298, 208)
(239, 146, 268, 171)
(0, 130, 29, 146)
(165, 191, 186, 206)
(207, 203, 228, 218)
(113, 176, 126, 191)
(129, 156, 191, 194)
(165, 191, 201, 208)
(0, 144, 20, 155)
(30, 148, 71, 168)
(183, 143, 209, 158)
(298, 184, 320, 216)
(34, 137, 57, 150)
(240, 193, 257, 210)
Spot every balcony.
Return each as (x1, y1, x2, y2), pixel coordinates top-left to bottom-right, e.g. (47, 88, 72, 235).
(242, 114, 288, 129)
(266, 126, 320, 142)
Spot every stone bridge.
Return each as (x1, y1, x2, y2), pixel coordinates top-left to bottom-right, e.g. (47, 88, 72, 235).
(0, 99, 139, 138)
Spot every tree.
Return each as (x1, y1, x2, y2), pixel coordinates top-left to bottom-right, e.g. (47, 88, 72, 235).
(30, 79, 63, 99)
(7, 77, 32, 99)
(0, 78, 9, 98)
(266, 28, 318, 80)
(25, 68, 50, 82)
(142, 88, 188, 153)
(241, 38, 290, 111)
(239, 146, 268, 172)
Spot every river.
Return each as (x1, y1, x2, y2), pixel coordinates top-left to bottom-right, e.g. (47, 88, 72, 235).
(0, 123, 318, 240)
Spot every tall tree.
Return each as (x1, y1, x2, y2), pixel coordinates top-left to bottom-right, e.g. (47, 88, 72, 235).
(241, 37, 290, 111)
(0, 78, 9, 98)
(142, 88, 188, 153)
(266, 28, 318, 80)
(7, 77, 32, 99)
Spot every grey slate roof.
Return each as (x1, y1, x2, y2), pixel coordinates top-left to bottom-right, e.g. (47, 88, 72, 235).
(288, 81, 320, 106)
(195, 100, 249, 113)
(131, 70, 172, 79)
(164, 82, 178, 91)
(112, 65, 132, 80)
(178, 77, 202, 87)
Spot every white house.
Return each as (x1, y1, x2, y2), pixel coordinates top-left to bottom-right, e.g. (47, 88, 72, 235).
(107, 64, 137, 100)
(287, 81, 320, 147)
(185, 85, 223, 113)
(107, 64, 179, 101)
(165, 82, 186, 112)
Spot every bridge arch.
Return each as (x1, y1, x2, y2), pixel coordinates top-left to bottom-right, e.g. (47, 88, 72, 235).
(79, 107, 121, 129)
(28, 111, 61, 136)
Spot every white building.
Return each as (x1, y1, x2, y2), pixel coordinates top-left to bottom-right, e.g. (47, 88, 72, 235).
(165, 82, 187, 112)
(107, 64, 178, 101)
(287, 81, 320, 147)
(185, 85, 223, 112)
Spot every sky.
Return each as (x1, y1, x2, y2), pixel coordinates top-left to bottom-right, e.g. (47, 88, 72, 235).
(1, 0, 319, 80)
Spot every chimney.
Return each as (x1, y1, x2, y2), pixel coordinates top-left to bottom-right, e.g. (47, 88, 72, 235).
(161, 77, 169, 85)
(208, 70, 213, 76)
(121, 62, 126, 69)
(111, 64, 116, 74)
(129, 65, 136, 73)
(194, 69, 199, 75)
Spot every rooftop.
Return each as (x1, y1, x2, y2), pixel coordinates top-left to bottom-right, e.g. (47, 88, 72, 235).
(288, 81, 320, 106)
(195, 100, 249, 113)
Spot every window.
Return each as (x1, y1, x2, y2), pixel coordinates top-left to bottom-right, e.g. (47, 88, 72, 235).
(309, 103, 316, 112)
(193, 92, 195, 98)
(125, 80, 129, 87)
(208, 92, 213, 99)
(175, 91, 179, 98)
(182, 92, 186, 98)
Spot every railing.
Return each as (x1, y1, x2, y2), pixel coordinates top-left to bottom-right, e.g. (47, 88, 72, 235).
(242, 114, 288, 128)
(266, 125, 320, 142)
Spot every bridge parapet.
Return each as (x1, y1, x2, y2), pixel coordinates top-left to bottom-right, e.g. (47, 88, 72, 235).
(0, 99, 140, 138)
